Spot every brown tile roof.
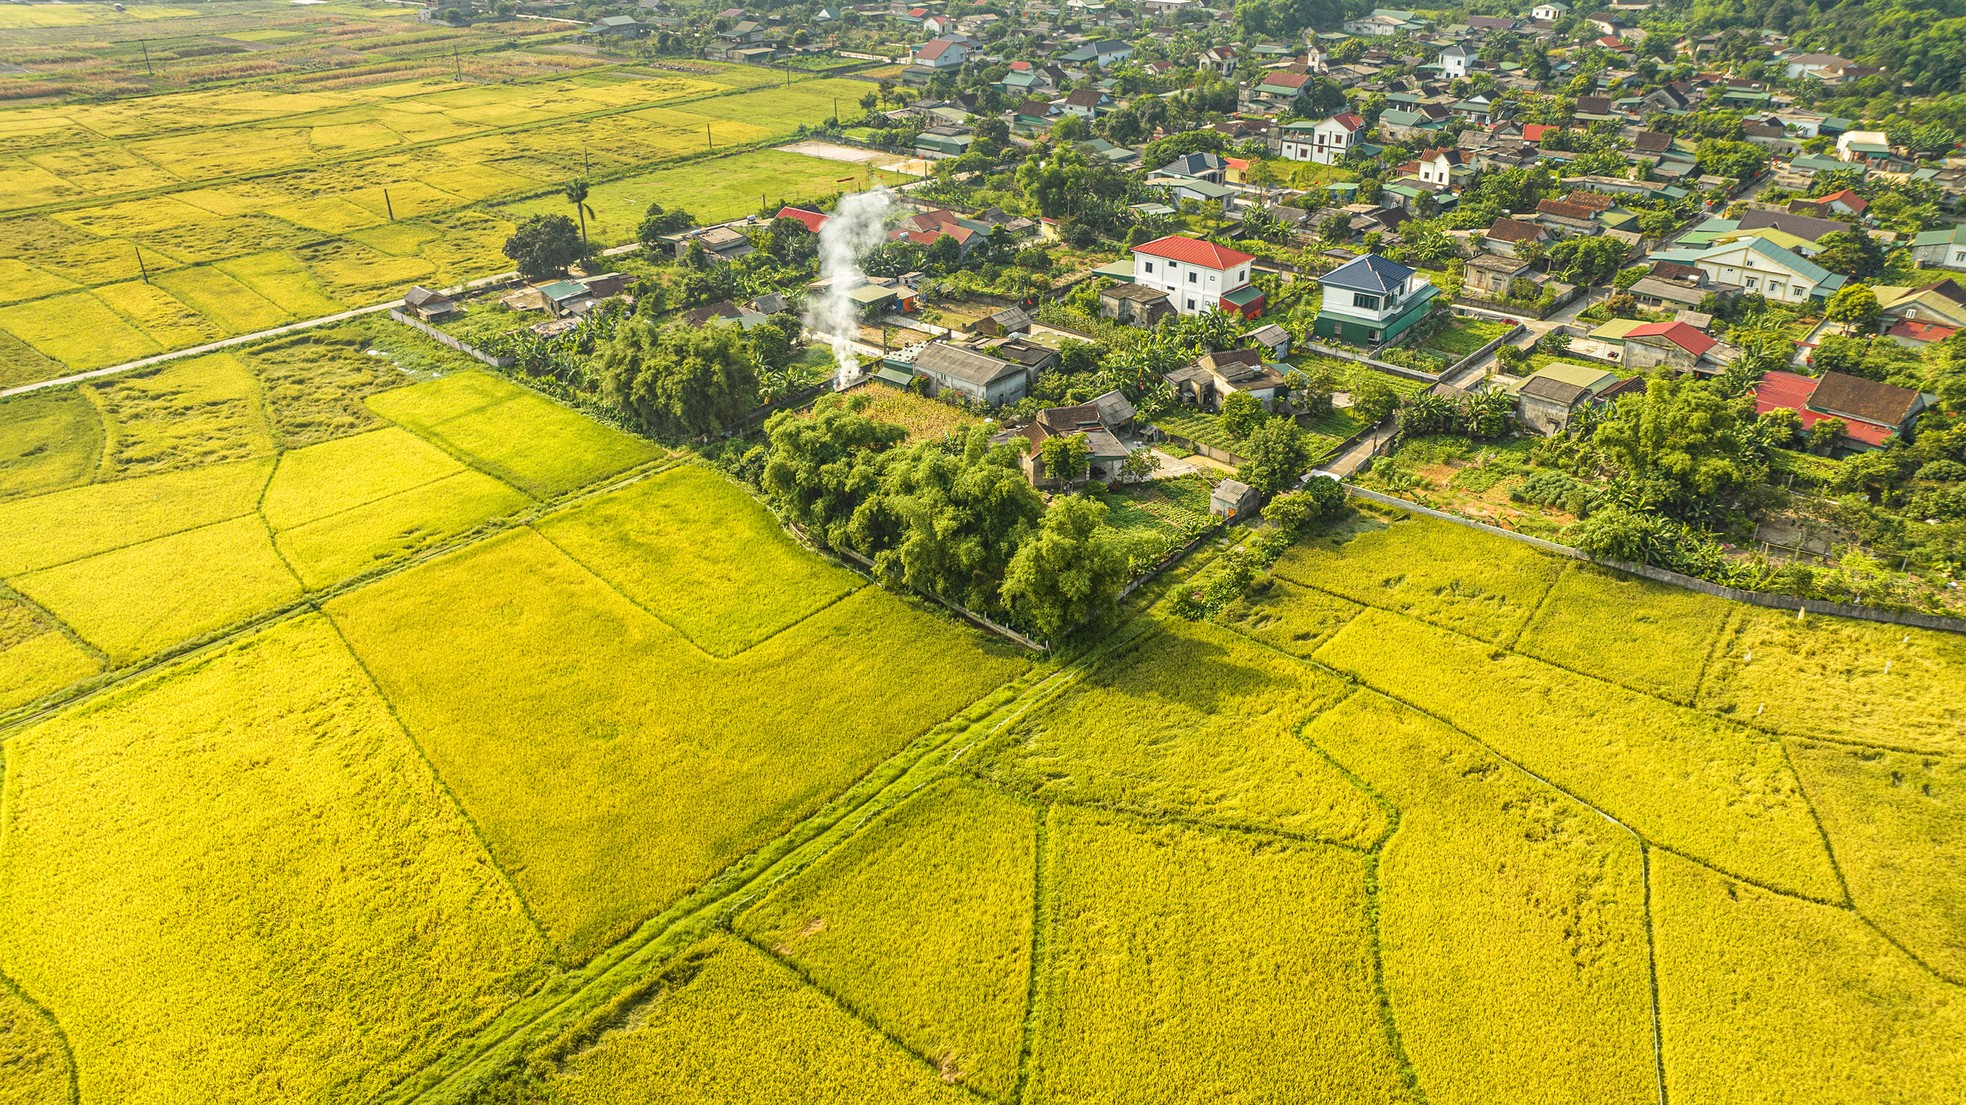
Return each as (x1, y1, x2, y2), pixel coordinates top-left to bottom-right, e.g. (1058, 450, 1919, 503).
(1806, 371, 1925, 429)
(1486, 216, 1547, 243)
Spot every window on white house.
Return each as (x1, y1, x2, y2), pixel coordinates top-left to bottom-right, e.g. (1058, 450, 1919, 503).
(1188, 272, 1197, 284)
(1745, 277, 1757, 288)
(1143, 261, 1154, 273)
(1186, 298, 1197, 310)
(1353, 292, 1380, 310)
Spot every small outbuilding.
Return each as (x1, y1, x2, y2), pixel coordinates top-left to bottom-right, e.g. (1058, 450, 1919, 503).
(1210, 478, 1260, 519)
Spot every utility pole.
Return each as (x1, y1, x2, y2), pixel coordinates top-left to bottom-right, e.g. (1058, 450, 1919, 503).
(138, 39, 153, 76)
(453, 46, 462, 81)
(383, 188, 395, 220)
(706, 124, 713, 152)
(133, 244, 149, 283)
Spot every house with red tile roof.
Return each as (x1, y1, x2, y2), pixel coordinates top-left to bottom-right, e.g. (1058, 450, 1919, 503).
(1753, 371, 1933, 450)
(1622, 321, 1723, 372)
(1131, 235, 1263, 317)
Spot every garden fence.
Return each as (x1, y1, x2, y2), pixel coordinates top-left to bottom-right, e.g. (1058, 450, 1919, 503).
(1343, 486, 1966, 636)
(1299, 342, 1441, 383)
(389, 311, 513, 369)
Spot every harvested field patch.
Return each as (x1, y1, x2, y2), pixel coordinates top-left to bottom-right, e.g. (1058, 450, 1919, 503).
(1515, 563, 1731, 703)
(1272, 513, 1565, 644)
(14, 515, 301, 665)
(979, 617, 1385, 846)
(367, 370, 660, 498)
(1789, 743, 1966, 979)
(1652, 850, 1966, 1105)
(0, 592, 97, 712)
(1214, 577, 1364, 658)
(0, 615, 548, 1105)
(738, 778, 1037, 1099)
(549, 935, 968, 1104)
(0, 390, 99, 501)
(1028, 806, 1411, 1105)
(1307, 691, 1655, 1105)
(1317, 609, 1841, 901)
(0, 979, 68, 1105)
(0, 457, 271, 576)
(275, 469, 528, 590)
(324, 530, 1028, 957)
(1702, 607, 1966, 755)
(88, 352, 274, 478)
(238, 328, 408, 447)
(534, 465, 858, 657)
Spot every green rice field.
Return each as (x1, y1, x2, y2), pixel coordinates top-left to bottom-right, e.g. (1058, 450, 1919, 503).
(0, 302, 1961, 1103)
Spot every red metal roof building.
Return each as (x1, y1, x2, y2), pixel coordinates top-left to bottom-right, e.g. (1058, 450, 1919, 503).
(1751, 370, 1910, 448)
(776, 206, 829, 234)
(1624, 321, 1717, 358)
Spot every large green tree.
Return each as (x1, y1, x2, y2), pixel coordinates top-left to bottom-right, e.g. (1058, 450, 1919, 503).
(1000, 495, 1128, 641)
(502, 214, 583, 280)
(1236, 417, 1314, 495)
(1591, 375, 1762, 516)
(761, 398, 907, 546)
(599, 319, 759, 440)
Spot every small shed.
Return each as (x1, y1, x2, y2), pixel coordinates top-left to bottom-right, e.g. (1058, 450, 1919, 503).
(1210, 478, 1260, 519)
(403, 285, 458, 321)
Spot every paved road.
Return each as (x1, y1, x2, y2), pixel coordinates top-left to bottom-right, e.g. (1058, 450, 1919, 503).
(0, 246, 652, 400)
(1438, 288, 1602, 391)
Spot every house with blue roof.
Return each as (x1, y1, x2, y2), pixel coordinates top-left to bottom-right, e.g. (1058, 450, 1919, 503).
(1313, 254, 1439, 345)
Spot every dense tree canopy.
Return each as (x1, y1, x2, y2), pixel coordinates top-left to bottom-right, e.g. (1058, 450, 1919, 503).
(599, 319, 759, 440)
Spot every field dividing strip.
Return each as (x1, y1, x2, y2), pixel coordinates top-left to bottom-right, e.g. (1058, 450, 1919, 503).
(1505, 558, 1568, 653)
(314, 606, 556, 953)
(1010, 800, 1052, 1104)
(1687, 605, 1735, 710)
(732, 930, 996, 1103)
(0, 581, 106, 668)
(962, 777, 1377, 856)
(381, 671, 1064, 1104)
(1641, 844, 1668, 1105)
(1361, 844, 1429, 1105)
(0, 752, 82, 1105)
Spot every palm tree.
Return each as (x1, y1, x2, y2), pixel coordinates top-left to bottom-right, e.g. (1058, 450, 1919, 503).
(563, 179, 594, 258)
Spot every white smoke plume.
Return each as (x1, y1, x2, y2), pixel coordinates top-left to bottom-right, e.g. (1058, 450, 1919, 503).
(805, 188, 895, 389)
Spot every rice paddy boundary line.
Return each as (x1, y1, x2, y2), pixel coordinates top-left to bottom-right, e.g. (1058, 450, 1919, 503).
(956, 773, 1378, 857)
(1227, 627, 1702, 1105)
(1, 68, 865, 222)
(0, 752, 82, 1105)
(382, 637, 1125, 1104)
(731, 930, 996, 1103)
(0, 580, 105, 669)
(1504, 556, 1568, 653)
(314, 606, 556, 955)
(0, 452, 685, 740)
(1011, 799, 1052, 1104)
(374, 667, 1071, 1105)
(1640, 845, 1668, 1105)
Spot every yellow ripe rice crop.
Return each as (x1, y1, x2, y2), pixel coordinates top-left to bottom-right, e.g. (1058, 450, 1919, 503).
(14, 515, 301, 665)
(91, 281, 223, 355)
(0, 259, 77, 306)
(1213, 577, 1364, 659)
(1702, 607, 1966, 755)
(548, 935, 969, 1104)
(0, 331, 64, 392)
(0, 390, 99, 501)
(534, 466, 859, 658)
(275, 469, 529, 590)
(1027, 806, 1412, 1105)
(738, 778, 1037, 1099)
(1305, 691, 1656, 1105)
(324, 529, 1028, 957)
(214, 252, 345, 320)
(0, 592, 98, 712)
(88, 352, 275, 478)
(1515, 563, 1732, 704)
(1317, 609, 1841, 901)
(1788, 743, 1966, 979)
(1651, 850, 1966, 1105)
(0, 615, 548, 1105)
(1271, 513, 1566, 644)
(367, 371, 661, 498)
(259, 426, 467, 531)
(0, 290, 160, 372)
(0, 457, 271, 576)
(980, 616, 1386, 846)
(0, 978, 68, 1105)
(150, 266, 294, 335)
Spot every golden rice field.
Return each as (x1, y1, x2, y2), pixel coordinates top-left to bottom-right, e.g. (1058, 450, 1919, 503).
(0, 57, 892, 383)
(1, 330, 1964, 1105)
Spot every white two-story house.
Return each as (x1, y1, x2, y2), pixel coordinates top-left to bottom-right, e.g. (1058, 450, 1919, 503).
(1691, 237, 1844, 303)
(1312, 253, 1439, 345)
(1278, 113, 1365, 165)
(1131, 235, 1265, 318)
